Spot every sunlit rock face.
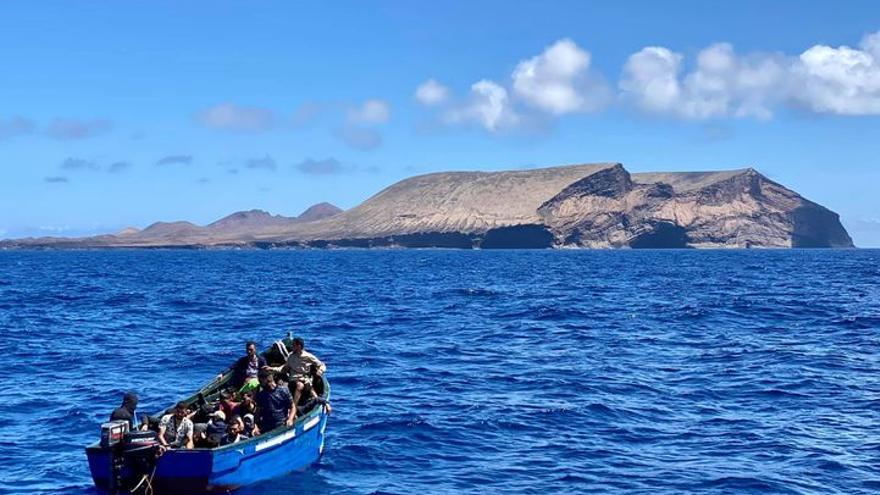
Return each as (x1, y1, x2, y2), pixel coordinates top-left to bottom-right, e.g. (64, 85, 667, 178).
(291, 163, 852, 249)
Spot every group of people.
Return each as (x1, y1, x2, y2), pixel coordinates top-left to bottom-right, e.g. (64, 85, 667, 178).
(109, 337, 328, 450)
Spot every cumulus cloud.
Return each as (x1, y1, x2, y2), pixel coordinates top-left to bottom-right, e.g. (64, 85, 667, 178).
(347, 99, 390, 124)
(420, 32, 880, 125)
(44, 176, 69, 184)
(337, 126, 383, 150)
(47, 119, 111, 139)
(419, 39, 606, 132)
(295, 157, 349, 175)
(512, 39, 610, 114)
(245, 155, 277, 171)
(444, 79, 519, 132)
(620, 31, 880, 119)
(156, 155, 193, 166)
(0, 116, 35, 140)
(197, 103, 276, 131)
(61, 157, 99, 171)
(415, 79, 449, 106)
(620, 43, 785, 119)
(790, 33, 880, 115)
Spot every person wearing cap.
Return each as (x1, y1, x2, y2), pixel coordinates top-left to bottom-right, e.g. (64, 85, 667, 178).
(109, 392, 140, 430)
(203, 410, 228, 447)
(268, 337, 326, 412)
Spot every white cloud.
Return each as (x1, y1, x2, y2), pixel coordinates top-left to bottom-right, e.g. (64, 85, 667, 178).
(415, 79, 449, 106)
(863, 32, 880, 58)
(418, 39, 606, 132)
(512, 39, 608, 114)
(790, 33, 880, 115)
(444, 79, 518, 132)
(620, 43, 785, 119)
(621, 31, 880, 119)
(619, 46, 684, 115)
(197, 103, 275, 131)
(421, 31, 880, 127)
(348, 99, 390, 124)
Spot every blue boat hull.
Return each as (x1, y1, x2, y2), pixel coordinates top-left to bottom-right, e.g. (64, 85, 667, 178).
(87, 403, 329, 493)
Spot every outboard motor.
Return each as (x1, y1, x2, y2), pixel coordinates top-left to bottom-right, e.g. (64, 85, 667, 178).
(99, 421, 129, 493)
(99, 421, 161, 494)
(122, 430, 161, 493)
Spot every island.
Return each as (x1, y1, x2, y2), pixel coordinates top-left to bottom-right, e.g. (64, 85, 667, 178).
(1, 163, 854, 249)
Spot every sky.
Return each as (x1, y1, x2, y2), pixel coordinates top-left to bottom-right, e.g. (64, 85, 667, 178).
(1, 1, 879, 245)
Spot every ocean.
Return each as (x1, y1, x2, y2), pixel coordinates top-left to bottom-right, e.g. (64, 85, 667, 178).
(0, 249, 877, 494)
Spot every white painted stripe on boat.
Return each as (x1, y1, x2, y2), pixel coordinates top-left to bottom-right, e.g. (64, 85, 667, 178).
(303, 415, 320, 431)
(255, 429, 295, 452)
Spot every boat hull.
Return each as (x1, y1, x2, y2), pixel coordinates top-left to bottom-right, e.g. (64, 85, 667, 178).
(86, 401, 329, 494)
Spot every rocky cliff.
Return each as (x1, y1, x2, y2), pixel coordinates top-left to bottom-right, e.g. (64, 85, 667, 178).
(1, 163, 853, 249)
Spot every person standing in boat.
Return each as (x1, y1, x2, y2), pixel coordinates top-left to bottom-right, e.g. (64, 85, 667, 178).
(221, 340, 268, 395)
(109, 391, 140, 430)
(268, 337, 326, 412)
(254, 370, 295, 434)
(158, 401, 195, 449)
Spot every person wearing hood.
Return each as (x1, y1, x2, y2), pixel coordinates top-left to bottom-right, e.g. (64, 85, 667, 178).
(110, 392, 140, 430)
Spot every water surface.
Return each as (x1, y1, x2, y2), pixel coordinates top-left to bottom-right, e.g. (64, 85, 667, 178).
(0, 249, 878, 494)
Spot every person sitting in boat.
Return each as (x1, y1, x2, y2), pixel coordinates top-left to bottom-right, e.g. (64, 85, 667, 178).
(242, 413, 256, 437)
(220, 418, 248, 446)
(158, 401, 195, 450)
(219, 389, 239, 418)
(202, 410, 228, 447)
(228, 413, 244, 431)
(268, 337, 326, 413)
(255, 370, 295, 434)
(109, 391, 140, 430)
(238, 392, 257, 417)
(220, 341, 268, 395)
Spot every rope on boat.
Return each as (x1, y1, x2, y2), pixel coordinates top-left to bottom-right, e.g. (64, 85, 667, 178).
(128, 464, 157, 495)
(130, 475, 148, 494)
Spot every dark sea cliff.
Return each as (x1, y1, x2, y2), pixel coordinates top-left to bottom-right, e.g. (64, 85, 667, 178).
(0, 249, 878, 494)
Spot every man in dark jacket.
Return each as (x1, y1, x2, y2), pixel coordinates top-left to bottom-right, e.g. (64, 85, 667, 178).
(110, 392, 139, 429)
(222, 341, 268, 394)
(255, 371, 294, 434)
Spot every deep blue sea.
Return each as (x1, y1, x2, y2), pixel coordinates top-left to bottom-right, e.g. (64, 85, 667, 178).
(0, 249, 878, 494)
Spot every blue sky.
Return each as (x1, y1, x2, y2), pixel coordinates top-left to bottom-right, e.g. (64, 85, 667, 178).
(1, 1, 879, 245)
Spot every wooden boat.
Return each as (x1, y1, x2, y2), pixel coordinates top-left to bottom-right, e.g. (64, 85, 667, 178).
(85, 338, 330, 494)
